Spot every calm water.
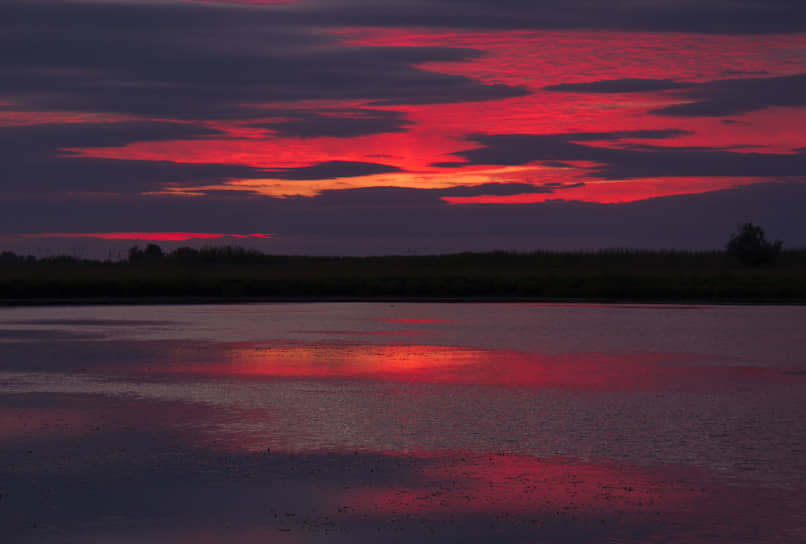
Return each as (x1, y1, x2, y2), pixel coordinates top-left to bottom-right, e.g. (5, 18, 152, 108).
(1, 303, 804, 543)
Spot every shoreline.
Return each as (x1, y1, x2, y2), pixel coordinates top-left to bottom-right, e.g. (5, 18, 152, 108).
(3, 295, 806, 307)
(3, 250, 805, 307)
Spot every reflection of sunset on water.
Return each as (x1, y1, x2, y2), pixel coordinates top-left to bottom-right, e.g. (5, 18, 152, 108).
(335, 452, 801, 542)
(0, 406, 93, 440)
(165, 344, 488, 380)
(341, 452, 706, 516)
(3, 304, 806, 543)
(150, 342, 798, 391)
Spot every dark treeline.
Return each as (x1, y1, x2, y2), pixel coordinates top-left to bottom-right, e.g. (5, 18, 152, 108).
(128, 244, 271, 265)
(1, 245, 270, 265)
(2, 245, 806, 303)
(4, 245, 806, 266)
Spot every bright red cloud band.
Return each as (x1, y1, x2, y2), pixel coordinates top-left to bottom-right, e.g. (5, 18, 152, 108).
(62, 29, 806, 206)
(4, 0, 806, 252)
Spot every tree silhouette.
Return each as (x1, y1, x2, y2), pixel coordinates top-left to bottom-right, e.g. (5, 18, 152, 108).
(143, 243, 164, 260)
(0, 251, 20, 264)
(128, 244, 164, 263)
(726, 222, 782, 267)
(127, 245, 143, 263)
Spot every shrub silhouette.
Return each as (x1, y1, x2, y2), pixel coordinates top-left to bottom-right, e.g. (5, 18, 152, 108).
(0, 251, 21, 264)
(143, 243, 164, 260)
(726, 223, 782, 267)
(128, 244, 164, 263)
(127, 245, 142, 263)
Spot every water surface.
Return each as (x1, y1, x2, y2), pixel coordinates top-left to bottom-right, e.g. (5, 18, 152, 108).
(1, 303, 804, 543)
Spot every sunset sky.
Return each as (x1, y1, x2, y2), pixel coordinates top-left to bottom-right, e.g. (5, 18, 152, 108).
(2, 0, 806, 256)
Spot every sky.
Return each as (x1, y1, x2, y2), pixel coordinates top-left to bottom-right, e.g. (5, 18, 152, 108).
(2, 0, 806, 257)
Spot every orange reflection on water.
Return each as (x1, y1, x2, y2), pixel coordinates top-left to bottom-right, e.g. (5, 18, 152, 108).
(165, 344, 488, 381)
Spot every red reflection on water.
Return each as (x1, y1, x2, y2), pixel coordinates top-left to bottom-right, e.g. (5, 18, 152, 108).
(338, 452, 706, 519)
(0, 407, 94, 440)
(286, 330, 431, 336)
(363, 318, 455, 324)
(185, 0, 293, 4)
(0, 394, 272, 452)
(151, 343, 798, 391)
(162, 344, 485, 381)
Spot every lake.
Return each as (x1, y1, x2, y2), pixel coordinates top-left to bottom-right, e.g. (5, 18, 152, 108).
(1, 303, 805, 543)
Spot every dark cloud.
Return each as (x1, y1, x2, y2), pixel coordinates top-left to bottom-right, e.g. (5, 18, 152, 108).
(545, 73, 806, 117)
(651, 74, 806, 117)
(251, 108, 412, 138)
(2, 182, 805, 253)
(544, 79, 689, 93)
(0, 120, 402, 193)
(0, 1, 528, 121)
(616, 0, 806, 34)
(0, 122, 404, 193)
(295, 182, 561, 202)
(278, 0, 806, 34)
(721, 69, 770, 77)
(0, 156, 269, 195)
(433, 130, 690, 168)
(1, 156, 399, 196)
(441, 131, 806, 180)
(0, 122, 223, 153)
(0, 121, 267, 194)
(438, 183, 555, 196)
(2, 0, 799, 133)
(2, 0, 805, 253)
(544, 182, 585, 189)
(264, 160, 402, 180)
(563, 130, 692, 141)
(195, 189, 267, 198)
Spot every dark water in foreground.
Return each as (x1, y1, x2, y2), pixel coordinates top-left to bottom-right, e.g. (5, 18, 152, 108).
(1, 303, 805, 543)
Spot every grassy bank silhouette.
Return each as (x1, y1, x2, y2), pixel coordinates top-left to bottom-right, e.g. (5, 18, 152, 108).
(2, 246, 806, 304)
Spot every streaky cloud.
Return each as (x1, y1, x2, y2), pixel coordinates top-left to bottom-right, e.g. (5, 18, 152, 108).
(250, 108, 412, 139)
(651, 73, 806, 117)
(544, 78, 690, 93)
(0, 1, 529, 120)
(441, 131, 806, 180)
(2, 182, 805, 253)
(264, 161, 403, 180)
